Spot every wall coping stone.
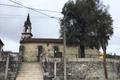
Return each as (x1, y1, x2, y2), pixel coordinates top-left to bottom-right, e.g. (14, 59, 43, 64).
(42, 58, 120, 63)
(67, 58, 120, 63)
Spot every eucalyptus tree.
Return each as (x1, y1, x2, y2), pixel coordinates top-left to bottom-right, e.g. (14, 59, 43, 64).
(60, 0, 113, 58)
(60, 0, 113, 79)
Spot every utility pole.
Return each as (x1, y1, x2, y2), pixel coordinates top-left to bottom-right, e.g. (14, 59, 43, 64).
(63, 25, 67, 80)
(4, 53, 10, 80)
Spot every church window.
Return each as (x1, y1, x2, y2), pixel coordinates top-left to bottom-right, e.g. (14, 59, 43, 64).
(37, 46, 43, 61)
(53, 46, 62, 58)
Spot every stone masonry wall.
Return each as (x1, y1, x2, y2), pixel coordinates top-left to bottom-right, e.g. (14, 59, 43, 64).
(22, 43, 78, 62)
(67, 58, 120, 80)
(21, 42, 100, 62)
(43, 58, 120, 80)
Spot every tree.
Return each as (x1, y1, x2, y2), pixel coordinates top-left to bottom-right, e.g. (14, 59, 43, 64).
(60, 0, 113, 79)
(90, 9, 113, 80)
(60, 0, 113, 58)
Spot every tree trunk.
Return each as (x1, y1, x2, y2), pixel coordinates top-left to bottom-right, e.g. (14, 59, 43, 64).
(101, 42, 108, 80)
(78, 45, 85, 58)
(103, 51, 108, 80)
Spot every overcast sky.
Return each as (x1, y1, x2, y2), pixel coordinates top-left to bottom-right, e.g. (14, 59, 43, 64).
(0, 0, 120, 55)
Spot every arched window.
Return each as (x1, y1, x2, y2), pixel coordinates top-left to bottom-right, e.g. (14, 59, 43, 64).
(53, 46, 62, 58)
(53, 46, 59, 54)
(37, 46, 43, 61)
(38, 46, 43, 54)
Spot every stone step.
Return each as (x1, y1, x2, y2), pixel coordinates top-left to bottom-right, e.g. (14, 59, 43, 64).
(16, 77, 43, 80)
(16, 62, 43, 80)
(17, 73, 43, 76)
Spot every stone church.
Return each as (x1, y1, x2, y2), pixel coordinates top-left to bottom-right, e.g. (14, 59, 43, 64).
(0, 14, 119, 80)
(20, 14, 100, 62)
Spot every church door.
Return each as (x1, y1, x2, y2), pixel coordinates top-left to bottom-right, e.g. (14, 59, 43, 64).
(38, 46, 43, 62)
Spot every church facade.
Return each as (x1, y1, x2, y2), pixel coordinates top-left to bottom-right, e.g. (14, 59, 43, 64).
(20, 14, 100, 62)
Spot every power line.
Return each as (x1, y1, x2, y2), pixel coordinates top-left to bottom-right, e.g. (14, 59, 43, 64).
(8, 0, 58, 19)
(0, 14, 60, 19)
(34, 8, 61, 13)
(0, 3, 23, 8)
(0, 3, 61, 13)
(7, 0, 61, 20)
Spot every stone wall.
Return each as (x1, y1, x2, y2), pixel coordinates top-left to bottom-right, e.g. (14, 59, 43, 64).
(0, 56, 21, 80)
(42, 58, 120, 80)
(22, 43, 79, 62)
(21, 42, 100, 62)
(0, 61, 6, 80)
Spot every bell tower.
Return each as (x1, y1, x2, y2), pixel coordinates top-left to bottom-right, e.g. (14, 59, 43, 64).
(21, 14, 33, 40)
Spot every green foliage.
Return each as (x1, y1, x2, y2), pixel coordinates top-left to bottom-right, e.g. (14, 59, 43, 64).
(60, 0, 113, 57)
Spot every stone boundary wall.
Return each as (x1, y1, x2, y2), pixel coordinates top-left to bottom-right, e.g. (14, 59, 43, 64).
(43, 58, 120, 62)
(67, 58, 120, 62)
(42, 58, 120, 80)
(0, 61, 6, 80)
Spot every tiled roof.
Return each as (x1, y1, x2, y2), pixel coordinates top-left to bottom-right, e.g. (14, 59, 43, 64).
(20, 38, 63, 44)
